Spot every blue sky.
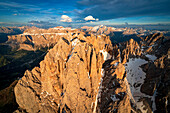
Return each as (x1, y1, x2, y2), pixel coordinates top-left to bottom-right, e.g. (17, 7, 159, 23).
(0, 0, 170, 27)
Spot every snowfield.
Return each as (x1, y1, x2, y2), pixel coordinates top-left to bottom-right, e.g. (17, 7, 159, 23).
(125, 58, 157, 113)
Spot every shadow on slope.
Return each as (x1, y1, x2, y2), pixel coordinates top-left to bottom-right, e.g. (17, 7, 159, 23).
(110, 31, 142, 44)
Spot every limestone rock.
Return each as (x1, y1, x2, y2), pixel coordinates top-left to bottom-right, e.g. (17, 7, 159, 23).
(13, 29, 170, 113)
(112, 38, 141, 64)
(14, 32, 114, 113)
(141, 33, 165, 54)
(113, 63, 125, 79)
(96, 59, 135, 113)
(6, 27, 81, 51)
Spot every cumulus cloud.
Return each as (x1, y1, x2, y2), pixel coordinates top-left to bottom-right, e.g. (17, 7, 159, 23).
(84, 15, 95, 21)
(60, 15, 72, 22)
(84, 15, 99, 21)
(77, 0, 170, 21)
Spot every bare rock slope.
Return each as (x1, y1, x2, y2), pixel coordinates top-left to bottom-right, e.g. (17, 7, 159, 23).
(14, 32, 170, 113)
(14, 33, 130, 113)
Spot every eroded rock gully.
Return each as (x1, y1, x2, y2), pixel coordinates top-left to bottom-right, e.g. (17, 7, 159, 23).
(14, 33, 170, 113)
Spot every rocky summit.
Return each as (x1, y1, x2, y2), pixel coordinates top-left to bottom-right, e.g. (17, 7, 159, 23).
(5, 27, 79, 51)
(10, 28, 170, 113)
(14, 32, 114, 113)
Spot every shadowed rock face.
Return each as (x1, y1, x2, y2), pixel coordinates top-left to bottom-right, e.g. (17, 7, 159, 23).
(14, 32, 170, 113)
(96, 60, 133, 113)
(139, 33, 170, 113)
(140, 33, 167, 55)
(0, 27, 26, 43)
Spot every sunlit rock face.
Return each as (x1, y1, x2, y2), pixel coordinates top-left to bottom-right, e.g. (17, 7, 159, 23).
(14, 32, 118, 113)
(140, 33, 166, 54)
(6, 27, 80, 51)
(14, 31, 170, 113)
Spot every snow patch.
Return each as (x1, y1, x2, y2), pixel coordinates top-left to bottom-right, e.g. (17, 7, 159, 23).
(93, 68, 105, 113)
(67, 53, 73, 61)
(101, 68, 105, 77)
(92, 26, 99, 32)
(146, 54, 157, 61)
(87, 72, 90, 79)
(72, 38, 78, 46)
(151, 89, 157, 112)
(100, 49, 111, 61)
(111, 95, 119, 102)
(22, 33, 66, 36)
(119, 50, 122, 62)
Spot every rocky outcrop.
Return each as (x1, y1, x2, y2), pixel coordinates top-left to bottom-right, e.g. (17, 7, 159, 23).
(97, 60, 136, 113)
(140, 38, 170, 113)
(0, 27, 24, 34)
(112, 38, 142, 64)
(6, 27, 80, 51)
(140, 33, 165, 54)
(126, 33, 169, 113)
(0, 26, 29, 43)
(0, 80, 18, 113)
(82, 26, 144, 44)
(14, 33, 119, 112)
(123, 28, 137, 35)
(112, 33, 170, 113)
(14, 30, 170, 113)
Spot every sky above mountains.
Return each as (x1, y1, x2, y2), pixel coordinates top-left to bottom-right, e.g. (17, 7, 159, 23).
(0, 0, 170, 27)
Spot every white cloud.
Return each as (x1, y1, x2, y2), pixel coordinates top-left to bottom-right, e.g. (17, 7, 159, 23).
(13, 14, 17, 16)
(84, 15, 96, 21)
(60, 15, 72, 22)
(96, 18, 99, 21)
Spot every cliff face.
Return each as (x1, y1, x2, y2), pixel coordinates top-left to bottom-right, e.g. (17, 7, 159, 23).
(111, 38, 142, 65)
(0, 26, 29, 43)
(96, 60, 133, 113)
(14, 32, 170, 113)
(6, 28, 79, 51)
(140, 33, 170, 113)
(140, 33, 165, 54)
(14, 33, 126, 113)
(0, 27, 25, 34)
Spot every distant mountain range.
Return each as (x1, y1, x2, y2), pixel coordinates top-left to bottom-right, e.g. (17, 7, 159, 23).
(0, 26, 169, 113)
